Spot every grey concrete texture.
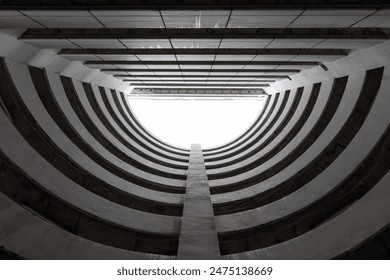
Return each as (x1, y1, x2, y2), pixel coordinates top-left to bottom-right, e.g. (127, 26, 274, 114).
(1, 7, 390, 259)
(206, 87, 309, 172)
(178, 144, 220, 260)
(208, 73, 348, 188)
(0, 192, 174, 259)
(215, 65, 390, 256)
(0, 61, 183, 216)
(0, 105, 181, 234)
(89, 83, 189, 164)
(58, 73, 189, 176)
(224, 169, 390, 259)
(4, 59, 185, 205)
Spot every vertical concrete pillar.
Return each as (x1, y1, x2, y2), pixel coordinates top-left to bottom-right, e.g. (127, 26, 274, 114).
(177, 144, 220, 259)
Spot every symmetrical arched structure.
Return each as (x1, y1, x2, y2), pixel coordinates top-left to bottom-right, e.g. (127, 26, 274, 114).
(1, 1, 390, 260)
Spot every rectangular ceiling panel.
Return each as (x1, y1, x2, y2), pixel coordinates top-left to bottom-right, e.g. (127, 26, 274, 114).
(171, 39, 220, 48)
(220, 39, 271, 48)
(290, 55, 344, 62)
(91, 10, 164, 28)
(243, 65, 278, 70)
(313, 39, 386, 49)
(215, 55, 256, 61)
(228, 9, 301, 28)
(180, 65, 213, 69)
(290, 9, 373, 28)
(121, 39, 172, 49)
(20, 10, 103, 28)
(236, 71, 264, 76)
(21, 10, 91, 16)
(125, 71, 155, 75)
(212, 65, 245, 69)
(253, 55, 296, 61)
(31, 17, 103, 28)
(176, 55, 215, 61)
(267, 39, 323, 48)
(147, 64, 180, 69)
(97, 55, 139, 61)
(0, 14, 42, 28)
(70, 39, 124, 48)
(352, 15, 390, 28)
(114, 65, 149, 69)
(61, 54, 101, 61)
(97, 17, 164, 28)
(161, 10, 229, 28)
(23, 39, 79, 49)
(351, 9, 390, 27)
(274, 64, 315, 70)
(137, 55, 177, 61)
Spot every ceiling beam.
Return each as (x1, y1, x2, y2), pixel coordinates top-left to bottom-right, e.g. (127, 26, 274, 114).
(124, 79, 276, 83)
(105, 69, 300, 73)
(85, 61, 319, 66)
(130, 88, 265, 96)
(59, 48, 348, 56)
(129, 83, 270, 87)
(20, 28, 390, 40)
(115, 75, 288, 78)
(132, 86, 268, 89)
(2, 1, 389, 10)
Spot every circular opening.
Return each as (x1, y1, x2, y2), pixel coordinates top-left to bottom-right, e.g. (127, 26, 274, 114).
(128, 97, 266, 149)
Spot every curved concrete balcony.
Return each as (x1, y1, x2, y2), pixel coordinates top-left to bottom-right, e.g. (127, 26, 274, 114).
(1, 3, 390, 259)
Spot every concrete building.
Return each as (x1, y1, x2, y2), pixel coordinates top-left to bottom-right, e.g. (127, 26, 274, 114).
(0, 1, 390, 259)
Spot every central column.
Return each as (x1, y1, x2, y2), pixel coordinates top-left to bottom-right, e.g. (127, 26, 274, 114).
(177, 144, 220, 259)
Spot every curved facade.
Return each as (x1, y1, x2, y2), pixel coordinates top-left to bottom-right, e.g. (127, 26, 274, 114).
(1, 1, 390, 260)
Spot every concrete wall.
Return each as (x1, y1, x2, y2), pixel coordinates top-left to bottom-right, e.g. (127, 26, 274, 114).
(1, 29, 390, 259)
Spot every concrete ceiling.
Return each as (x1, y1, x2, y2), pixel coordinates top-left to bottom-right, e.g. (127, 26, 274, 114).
(1, 1, 390, 94)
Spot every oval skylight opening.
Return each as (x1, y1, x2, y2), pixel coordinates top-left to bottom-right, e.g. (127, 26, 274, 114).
(128, 97, 266, 149)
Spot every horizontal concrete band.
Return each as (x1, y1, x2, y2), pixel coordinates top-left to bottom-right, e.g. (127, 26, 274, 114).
(204, 41, 390, 167)
(206, 85, 313, 173)
(0, 192, 175, 259)
(205, 74, 343, 170)
(203, 94, 275, 158)
(1, 27, 390, 260)
(223, 170, 390, 259)
(0, 97, 184, 227)
(213, 66, 390, 254)
(0, 59, 184, 203)
(77, 79, 188, 165)
(0, 33, 187, 257)
(82, 81, 189, 165)
(0, 107, 180, 254)
(202, 95, 271, 155)
(0, 61, 184, 216)
(208, 72, 352, 189)
(122, 94, 189, 154)
(217, 122, 390, 253)
(1, 59, 186, 202)
(2, 60, 190, 245)
(208, 71, 370, 194)
(38, 68, 188, 181)
(204, 89, 292, 164)
(111, 91, 190, 157)
(208, 90, 306, 177)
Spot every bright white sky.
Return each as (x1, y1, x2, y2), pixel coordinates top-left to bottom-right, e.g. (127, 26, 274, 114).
(128, 97, 265, 149)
